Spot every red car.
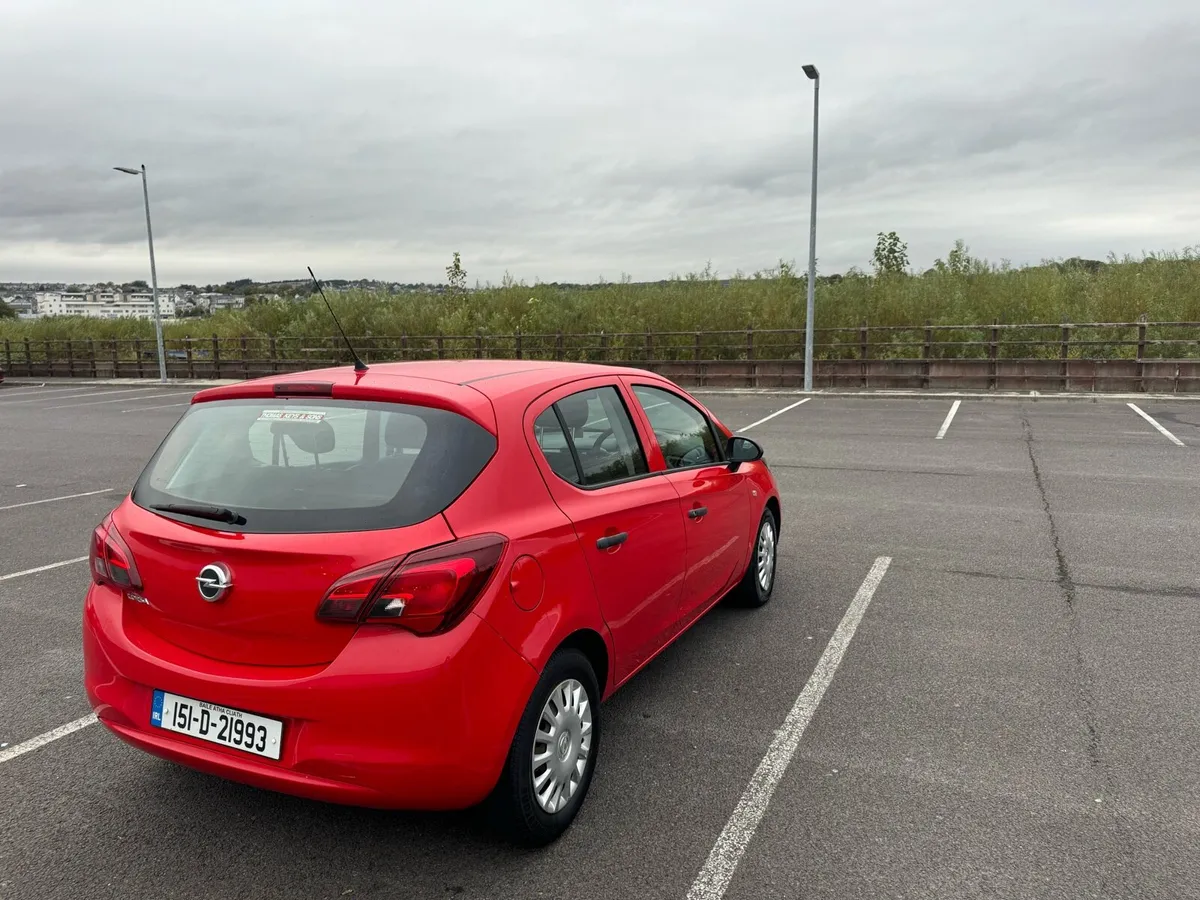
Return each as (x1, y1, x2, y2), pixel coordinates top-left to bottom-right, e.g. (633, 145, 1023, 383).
(83, 360, 782, 844)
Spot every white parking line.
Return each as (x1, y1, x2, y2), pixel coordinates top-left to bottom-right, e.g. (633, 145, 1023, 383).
(741, 398, 811, 432)
(935, 400, 962, 440)
(1127, 403, 1185, 446)
(122, 401, 192, 413)
(687, 556, 893, 900)
(0, 387, 159, 406)
(0, 488, 112, 511)
(0, 386, 162, 408)
(0, 557, 90, 582)
(47, 390, 192, 410)
(0, 715, 98, 765)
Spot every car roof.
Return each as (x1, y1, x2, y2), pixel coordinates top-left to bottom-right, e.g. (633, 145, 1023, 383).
(264, 359, 659, 399)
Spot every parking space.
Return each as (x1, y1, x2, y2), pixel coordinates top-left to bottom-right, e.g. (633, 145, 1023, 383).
(1, 385, 1198, 899)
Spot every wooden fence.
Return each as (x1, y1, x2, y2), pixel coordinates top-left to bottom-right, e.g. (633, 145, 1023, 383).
(4, 321, 1200, 392)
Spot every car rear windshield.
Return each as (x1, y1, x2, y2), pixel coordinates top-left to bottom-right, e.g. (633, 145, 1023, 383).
(131, 398, 497, 533)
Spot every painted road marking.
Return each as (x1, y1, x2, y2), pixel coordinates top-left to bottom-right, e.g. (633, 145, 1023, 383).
(0, 488, 112, 511)
(935, 400, 962, 440)
(0, 715, 98, 765)
(122, 401, 192, 413)
(46, 390, 192, 410)
(1127, 403, 1184, 446)
(687, 556, 893, 900)
(0, 387, 160, 406)
(0, 557, 90, 583)
(742, 398, 811, 432)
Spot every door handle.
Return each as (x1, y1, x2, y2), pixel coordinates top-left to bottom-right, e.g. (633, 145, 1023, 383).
(596, 532, 628, 550)
(688, 506, 709, 520)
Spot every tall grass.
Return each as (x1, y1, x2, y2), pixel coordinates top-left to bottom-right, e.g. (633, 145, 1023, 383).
(3, 249, 1199, 363)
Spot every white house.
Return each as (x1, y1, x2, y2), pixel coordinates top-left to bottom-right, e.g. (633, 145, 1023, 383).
(36, 291, 178, 320)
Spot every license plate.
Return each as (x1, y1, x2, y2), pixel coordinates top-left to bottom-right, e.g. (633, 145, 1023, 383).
(151, 690, 283, 760)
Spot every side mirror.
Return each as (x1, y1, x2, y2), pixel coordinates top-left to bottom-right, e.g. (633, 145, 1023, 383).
(727, 436, 764, 469)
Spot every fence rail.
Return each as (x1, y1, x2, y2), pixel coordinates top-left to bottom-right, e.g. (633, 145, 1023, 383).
(4, 321, 1200, 392)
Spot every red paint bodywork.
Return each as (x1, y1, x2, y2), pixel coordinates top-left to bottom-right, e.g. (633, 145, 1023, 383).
(83, 361, 782, 810)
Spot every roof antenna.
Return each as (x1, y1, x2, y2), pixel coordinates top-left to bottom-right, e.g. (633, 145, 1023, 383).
(307, 266, 368, 373)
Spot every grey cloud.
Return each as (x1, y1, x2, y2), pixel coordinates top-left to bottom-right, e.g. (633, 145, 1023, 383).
(1, 0, 1198, 284)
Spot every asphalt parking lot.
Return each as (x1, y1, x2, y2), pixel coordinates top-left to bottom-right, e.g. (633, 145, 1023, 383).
(1, 380, 1198, 900)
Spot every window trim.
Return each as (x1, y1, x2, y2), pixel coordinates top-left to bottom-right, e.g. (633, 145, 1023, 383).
(529, 382, 659, 493)
(629, 382, 731, 473)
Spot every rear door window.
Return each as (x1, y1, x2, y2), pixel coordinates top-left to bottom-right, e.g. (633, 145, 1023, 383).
(132, 398, 495, 533)
(532, 386, 649, 488)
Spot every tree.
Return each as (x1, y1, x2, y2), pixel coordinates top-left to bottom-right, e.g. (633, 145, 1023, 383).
(0, 299, 16, 319)
(872, 231, 909, 277)
(446, 252, 467, 294)
(933, 239, 974, 276)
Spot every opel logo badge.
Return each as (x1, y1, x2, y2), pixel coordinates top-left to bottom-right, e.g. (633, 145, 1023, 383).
(196, 563, 232, 603)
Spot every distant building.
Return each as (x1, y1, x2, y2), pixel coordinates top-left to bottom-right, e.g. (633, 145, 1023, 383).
(199, 293, 244, 312)
(35, 290, 178, 320)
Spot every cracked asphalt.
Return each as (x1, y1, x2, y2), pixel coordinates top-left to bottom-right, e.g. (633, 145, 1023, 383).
(1, 382, 1198, 900)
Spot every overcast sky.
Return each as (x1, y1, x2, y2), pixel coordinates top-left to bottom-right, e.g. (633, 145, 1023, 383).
(2, 0, 1198, 286)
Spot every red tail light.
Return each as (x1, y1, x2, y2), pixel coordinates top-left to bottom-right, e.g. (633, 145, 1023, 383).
(90, 514, 143, 590)
(316, 535, 506, 635)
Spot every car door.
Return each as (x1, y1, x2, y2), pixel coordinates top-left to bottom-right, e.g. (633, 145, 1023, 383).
(626, 382, 752, 625)
(525, 380, 688, 683)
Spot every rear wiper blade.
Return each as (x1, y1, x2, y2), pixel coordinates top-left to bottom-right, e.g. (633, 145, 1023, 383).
(151, 503, 244, 525)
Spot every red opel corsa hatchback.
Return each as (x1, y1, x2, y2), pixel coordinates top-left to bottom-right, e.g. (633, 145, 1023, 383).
(83, 360, 782, 844)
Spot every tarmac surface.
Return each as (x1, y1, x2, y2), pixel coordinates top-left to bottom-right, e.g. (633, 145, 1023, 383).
(1, 379, 1197, 899)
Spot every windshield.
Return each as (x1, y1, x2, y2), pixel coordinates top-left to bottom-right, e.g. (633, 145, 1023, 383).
(132, 398, 496, 533)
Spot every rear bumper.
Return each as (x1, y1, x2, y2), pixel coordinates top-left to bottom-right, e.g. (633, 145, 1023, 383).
(83, 585, 537, 810)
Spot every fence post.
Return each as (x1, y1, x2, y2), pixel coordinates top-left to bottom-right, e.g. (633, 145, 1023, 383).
(3, 339, 10, 376)
(89, 338, 98, 378)
(644, 330, 653, 369)
(241, 337, 249, 378)
(1060, 323, 1070, 391)
(600, 332, 609, 362)
(1137, 321, 1147, 392)
(555, 330, 564, 361)
(269, 334, 278, 373)
(66, 340, 74, 377)
(212, 334, 221, 378)
(515, 328, 523, 360)
(922, 320, 933, 389)
(694, 331, 703, 387)
(988, 320, 999, 390)
(400, 332, 408, 360)
(135, 339, 144, 377)
(43, 341, 51, 377)
(111, 339, 119, 378)
(24, 338, 32, 376)
(185, 336, 195, 378)
(859, 321, 869, 388)
(474, 331, 483, 359)
(746, 325, 755, 388)
(436, 334, 445, 360)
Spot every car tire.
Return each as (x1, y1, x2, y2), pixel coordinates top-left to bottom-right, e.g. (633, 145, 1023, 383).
(488, 647, 601, 847)
(728, 507, 778, 608)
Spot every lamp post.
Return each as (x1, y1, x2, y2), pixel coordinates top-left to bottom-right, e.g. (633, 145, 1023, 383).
(801, 64, 820, 392)
(114, 164, 167, 383)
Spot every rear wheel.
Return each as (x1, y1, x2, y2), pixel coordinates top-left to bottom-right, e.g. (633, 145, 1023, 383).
(728, 508, 777, 608)
(488, 648, 601, 846)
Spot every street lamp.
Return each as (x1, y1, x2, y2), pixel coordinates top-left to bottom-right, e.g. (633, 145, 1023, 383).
(801, 64, 820, 392)
(114, 164, 167, 383)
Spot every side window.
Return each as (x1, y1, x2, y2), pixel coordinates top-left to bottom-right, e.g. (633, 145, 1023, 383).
(533, 407, 581, 484)
(631, 385, 722, 469)
(533, 386, 649, 487)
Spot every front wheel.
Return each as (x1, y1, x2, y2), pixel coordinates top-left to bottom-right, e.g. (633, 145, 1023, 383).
(488, 648, 601, 846)
(728, 508, 778, 608)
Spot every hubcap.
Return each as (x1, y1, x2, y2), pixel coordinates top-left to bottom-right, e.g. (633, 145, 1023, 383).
(531, 678, 593, 814)
(757, 520, 776, 592)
